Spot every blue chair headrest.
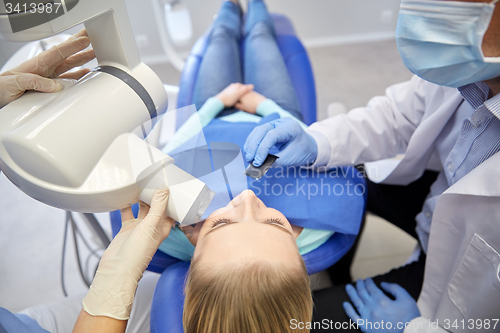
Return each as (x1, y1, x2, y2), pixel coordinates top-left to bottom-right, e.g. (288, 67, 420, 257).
(151, 262, 190, 333)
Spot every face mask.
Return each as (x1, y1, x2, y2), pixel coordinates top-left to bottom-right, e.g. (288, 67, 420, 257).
(396, 0, 500, 88)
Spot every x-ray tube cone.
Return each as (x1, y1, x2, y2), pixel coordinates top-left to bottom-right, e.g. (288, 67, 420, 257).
(139, 162, 215, 226)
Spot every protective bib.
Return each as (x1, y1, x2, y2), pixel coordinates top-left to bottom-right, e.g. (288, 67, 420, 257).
(168, 113, 365, 234)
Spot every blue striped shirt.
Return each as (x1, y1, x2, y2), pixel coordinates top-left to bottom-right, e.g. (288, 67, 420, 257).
(445, 83, 500, 185)
(416, 82, 500, 252)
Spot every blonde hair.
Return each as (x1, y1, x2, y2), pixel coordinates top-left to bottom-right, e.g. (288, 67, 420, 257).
(183, 256, 313, 333)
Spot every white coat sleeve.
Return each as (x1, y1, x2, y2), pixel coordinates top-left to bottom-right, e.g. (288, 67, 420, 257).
(403, 317, 449, 333)
(306, 75, 428, 167)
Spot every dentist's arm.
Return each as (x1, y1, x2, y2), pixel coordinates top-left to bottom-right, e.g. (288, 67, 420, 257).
(73, 189, 175, 333)
(245, 75, 428, 168)
(72, 313, 126, 333)
(0, 29, 95, 109)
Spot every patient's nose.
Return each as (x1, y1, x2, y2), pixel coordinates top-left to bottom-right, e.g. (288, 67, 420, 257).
(233, 190, 263, 219)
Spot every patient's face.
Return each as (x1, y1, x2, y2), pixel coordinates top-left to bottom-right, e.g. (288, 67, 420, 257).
(193, 190, 301, 268)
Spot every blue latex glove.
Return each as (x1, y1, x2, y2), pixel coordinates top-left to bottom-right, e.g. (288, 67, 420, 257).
(243, 117, 318, 167)
(343, 278, 421, 333)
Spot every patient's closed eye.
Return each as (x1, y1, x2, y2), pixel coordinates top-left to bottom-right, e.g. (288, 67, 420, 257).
(265, 217, 284, 227)
(209, 217, 285, 229)
(210, 218, 234, 229)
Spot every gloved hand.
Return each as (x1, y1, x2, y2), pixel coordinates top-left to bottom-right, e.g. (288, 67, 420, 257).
(343, 278, 421, 333)
(82, 189, 175, 320)
(244, 117, 318, 167)
(0, 29, 95, 109)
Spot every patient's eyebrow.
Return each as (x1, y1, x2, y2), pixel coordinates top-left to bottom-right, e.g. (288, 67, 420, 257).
(205, 220, 293, 237)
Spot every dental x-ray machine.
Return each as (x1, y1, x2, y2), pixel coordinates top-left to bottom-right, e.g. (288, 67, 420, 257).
(0, 0, 214, 226)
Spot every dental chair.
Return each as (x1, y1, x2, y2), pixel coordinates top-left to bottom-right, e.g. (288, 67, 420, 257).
(109, 14, 366, 333)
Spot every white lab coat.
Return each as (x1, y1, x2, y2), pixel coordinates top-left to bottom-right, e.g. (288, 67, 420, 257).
(406, 155, 500, 332)
(307, 75, 500, 332)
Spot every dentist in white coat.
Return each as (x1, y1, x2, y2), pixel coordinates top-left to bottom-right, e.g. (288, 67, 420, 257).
(244, 0, 500, 331)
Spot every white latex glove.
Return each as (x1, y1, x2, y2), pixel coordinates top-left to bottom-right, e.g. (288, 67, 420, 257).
(0, 29, 95, 109)
(82, 189, 175, 320)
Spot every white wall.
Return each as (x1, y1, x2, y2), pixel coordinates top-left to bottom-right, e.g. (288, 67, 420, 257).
(128, 0, 401, 64)
(268, 0, 400, 46)
(0, 0, 401, 68)
(0, 40, 26, 70)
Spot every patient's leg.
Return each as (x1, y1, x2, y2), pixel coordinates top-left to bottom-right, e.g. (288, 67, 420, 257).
(243, 0, 302, 120)
(192, 1, 243, 111)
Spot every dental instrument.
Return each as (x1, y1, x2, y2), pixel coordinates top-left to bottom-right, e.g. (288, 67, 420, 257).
(244, 154, 278, 179)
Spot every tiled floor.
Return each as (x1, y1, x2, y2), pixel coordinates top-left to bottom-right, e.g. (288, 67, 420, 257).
(0, 39, 418, 312)
(351, 214, 417, 281)
(309, 213, 417, 291)
(0, 175, 103, 312)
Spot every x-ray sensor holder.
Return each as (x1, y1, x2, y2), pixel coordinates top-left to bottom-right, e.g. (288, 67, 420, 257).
(0, 0, 214, 226)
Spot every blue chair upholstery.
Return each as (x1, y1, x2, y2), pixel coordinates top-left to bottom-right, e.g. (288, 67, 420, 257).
(150, 262, 190, 333)
(149, 15, 365, 333)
